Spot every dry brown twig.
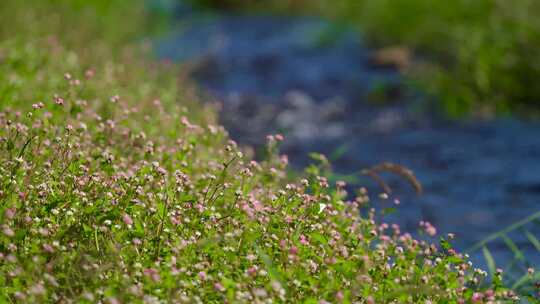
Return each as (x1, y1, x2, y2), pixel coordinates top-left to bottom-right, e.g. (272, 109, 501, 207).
(361, 162, 423, 195)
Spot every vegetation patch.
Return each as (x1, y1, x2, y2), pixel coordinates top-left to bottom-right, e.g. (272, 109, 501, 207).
(0, 0, 534, 302)
(197, 0, 540, 117)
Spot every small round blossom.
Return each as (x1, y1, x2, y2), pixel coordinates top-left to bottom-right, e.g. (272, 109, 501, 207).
(122, 213, 133, 226)
(4, 208, 16, 219)
(214, 282, 225, 292)
(143, 268, 160, 282)
(198, 271, 207, 280)
(420, 221, 437, 237)
(471, 292, 484, 302)
(2, 226, 14, 237)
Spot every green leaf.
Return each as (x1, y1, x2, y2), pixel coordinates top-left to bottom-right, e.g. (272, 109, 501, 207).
(482, 246, 496, 278)
(466, 210, 540, 253)
(501, 234, 524, 261)
(310, 232, 327, 245)
(512, 271, 540, 290)
(6, 139, 14, 151)
(440, 238, 451, 251)
(381, 207, 396, 215)
(256, 246, 285, 285)
(447, 255, 463, 264)
(303, 298, 319, 304)
(329, 143, 349, 162)
(525, 230, 540, 252)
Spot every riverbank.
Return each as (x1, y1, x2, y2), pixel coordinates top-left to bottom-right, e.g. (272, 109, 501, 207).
(155, 6, 540, 275)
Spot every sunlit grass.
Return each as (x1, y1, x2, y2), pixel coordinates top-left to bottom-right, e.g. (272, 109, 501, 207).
(0, 0, 533, 302)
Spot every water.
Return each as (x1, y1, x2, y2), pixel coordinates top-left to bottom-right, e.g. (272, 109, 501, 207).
(153, 2, 540, 272)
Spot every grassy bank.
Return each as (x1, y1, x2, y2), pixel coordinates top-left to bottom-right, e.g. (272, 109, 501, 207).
(198, 0, 540, 117)
(0, 0, 530, 302)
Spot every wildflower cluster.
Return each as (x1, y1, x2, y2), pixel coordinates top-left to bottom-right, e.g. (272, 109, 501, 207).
(0, 0, 520, 303)
(0, 69, 516, 303)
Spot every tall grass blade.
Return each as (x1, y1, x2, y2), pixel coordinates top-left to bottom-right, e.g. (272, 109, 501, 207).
(525, 231, 540, 252)
(467, 210, 540, 253)
(501, 234, 524, 262)
(329, 143, 350, 162)
(512, 272, 540, 290)
(482, 246, 496, 278)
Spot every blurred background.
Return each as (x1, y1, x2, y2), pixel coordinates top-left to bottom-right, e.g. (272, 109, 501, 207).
(149, 0, 540, 269)
(151, 0, 540, 279)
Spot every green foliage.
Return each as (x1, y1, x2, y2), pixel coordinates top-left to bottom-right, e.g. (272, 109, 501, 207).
(347, 0, 540, 117)
(467, 211, 540, 298)
(0, 0, 530, 302)
(205, 0, 540, 117)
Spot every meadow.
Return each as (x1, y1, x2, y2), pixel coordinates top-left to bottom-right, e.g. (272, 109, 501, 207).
(0, 0, 537, 302)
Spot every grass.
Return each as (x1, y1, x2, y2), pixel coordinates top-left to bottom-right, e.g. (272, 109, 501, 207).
(197, 0, 540, 117)
(0, 0, 534, 302)
(466, 211, 540, 299)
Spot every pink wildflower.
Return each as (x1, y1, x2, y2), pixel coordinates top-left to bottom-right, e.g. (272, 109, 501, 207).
(85, 69, 95, 79)
(471, 292, 484, 303)
(420, 221, 437, 237)
(53, 94, 64, 105)
(198, 271, 207, 280)
(214, 282, 225, 292)
(299, 234, 309, 245)
(4, 208, 16, 219)
(2, 225, 14, 237)
(143, 268, 160, 282)
(122, 213, 133, 226)
(42, 244, 55, 253)
(247, 266, 258, 276)
(289, 246, 298, 255)
(252, 200, 264, 212)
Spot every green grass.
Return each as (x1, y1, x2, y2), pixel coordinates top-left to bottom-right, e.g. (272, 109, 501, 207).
(466, 211, 540, 299)
(199, 0, 540, 117)
(345, 0, 540, 117)
(0, 0, 532, 302)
